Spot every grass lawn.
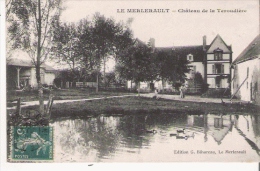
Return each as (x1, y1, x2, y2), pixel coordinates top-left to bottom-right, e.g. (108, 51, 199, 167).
(7, 88, 135, 102)
(17, 96, 259, 121)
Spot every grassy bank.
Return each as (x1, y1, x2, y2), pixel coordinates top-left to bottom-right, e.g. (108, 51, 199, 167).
(19, 96, 259, 120)
(7, 89, 134, 102)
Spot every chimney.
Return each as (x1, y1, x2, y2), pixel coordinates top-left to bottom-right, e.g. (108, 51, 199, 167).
(149, 38, 155, 53)
(203, 35, 206, 51)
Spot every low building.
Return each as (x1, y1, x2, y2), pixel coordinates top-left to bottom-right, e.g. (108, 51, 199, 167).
(7, 58, 56, 89)
(231, 34, 260, 105)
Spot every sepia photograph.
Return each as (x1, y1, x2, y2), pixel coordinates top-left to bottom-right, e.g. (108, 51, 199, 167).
(2, 0, 260, 167)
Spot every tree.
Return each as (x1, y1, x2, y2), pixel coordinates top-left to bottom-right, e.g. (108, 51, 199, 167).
(77, 19, 94, 69)
(52, 14, 134, 92)
(154, 51, 173, 90)
(154, 49, 190, 89)
(105, 71, 116, 87)
(92, 13, 134, 89)
(51, 22, 84, 83)
(91, 13, 117, 88)
(7, 0, 62, 115)
(115, 41, 156, 93)
(194, 72, 208, 93)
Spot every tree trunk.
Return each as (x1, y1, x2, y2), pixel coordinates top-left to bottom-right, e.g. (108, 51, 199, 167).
(36, 0, 44, 115)
(103, 56, 106, 88)
(45, 94, 54, 119)
(137, 82, 140, 96)
(162, 77, 165, 92)
(96, 73, 99, 93)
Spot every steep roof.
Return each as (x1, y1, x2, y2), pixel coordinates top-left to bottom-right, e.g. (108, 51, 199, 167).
(133, 38, 147, 47)
(233, 34, 260, 64)
(7, 58, 56, 71)
(155, 45, 208, 62)
(207, 34, 232, 53)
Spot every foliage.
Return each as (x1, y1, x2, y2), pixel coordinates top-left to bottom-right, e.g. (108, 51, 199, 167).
(52, 13, 134, 90)
(105, 71, 116, 87)
(115, 42, 157, 85)
(7, 0, 63, 115)
(194, 72, 204, 84)
(194, 72, 208, 93)
(52, 22, 80, 69)
(154, 50, 190, 86)
(52, 19, 96, 82)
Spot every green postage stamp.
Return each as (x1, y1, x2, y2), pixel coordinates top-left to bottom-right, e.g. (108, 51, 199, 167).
(10, 127, 53, 162)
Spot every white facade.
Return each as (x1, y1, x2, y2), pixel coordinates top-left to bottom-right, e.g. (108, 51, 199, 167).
(207, 63, 230, 75)
(208, 54, 230, 60)
(207, 77, 228, 88)
(27, 68, 55, 87)
(187, 62, 204, 79)
(232, 57, 260, 102)
(45, 72, 55, 85)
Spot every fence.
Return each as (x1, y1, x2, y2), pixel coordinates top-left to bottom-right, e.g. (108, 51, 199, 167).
(186, 87, 202, 93)
(75, 82, 97, 88)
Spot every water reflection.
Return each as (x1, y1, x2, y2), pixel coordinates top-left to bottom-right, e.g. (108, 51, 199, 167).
(50, 113, 260, 162)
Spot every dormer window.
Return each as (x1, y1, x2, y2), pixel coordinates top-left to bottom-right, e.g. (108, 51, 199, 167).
(214, 48, 223, 60)
(187, 54, 193, 61)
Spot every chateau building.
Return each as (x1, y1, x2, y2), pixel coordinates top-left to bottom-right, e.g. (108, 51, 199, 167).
(154, 34, 232, 91)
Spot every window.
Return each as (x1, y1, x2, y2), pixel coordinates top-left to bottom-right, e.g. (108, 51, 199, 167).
(187, 54, 193, 61)
(214, 48, 223, 60)
(212, 64, 224, 74)
(214, 52, 223, 60)
(189, 65, 196, 73)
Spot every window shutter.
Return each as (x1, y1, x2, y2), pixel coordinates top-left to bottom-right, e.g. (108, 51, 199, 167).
(212, 65, 215, 74)
(221, 64, 224, 73)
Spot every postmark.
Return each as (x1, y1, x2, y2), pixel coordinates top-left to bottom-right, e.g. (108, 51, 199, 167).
(10, 127, 53, 162)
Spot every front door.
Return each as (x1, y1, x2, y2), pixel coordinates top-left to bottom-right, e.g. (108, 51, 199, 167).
(215, 76, 221, 88)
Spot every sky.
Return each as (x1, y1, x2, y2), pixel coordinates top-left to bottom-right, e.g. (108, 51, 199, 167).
(60, 0, 259, 61)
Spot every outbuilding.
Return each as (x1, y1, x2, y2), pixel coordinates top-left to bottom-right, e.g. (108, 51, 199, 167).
(231, 34, 260, 105)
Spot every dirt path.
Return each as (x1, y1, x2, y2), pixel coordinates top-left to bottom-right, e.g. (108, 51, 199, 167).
(7, 95, 137, 110)
(140, 93, 246, 104)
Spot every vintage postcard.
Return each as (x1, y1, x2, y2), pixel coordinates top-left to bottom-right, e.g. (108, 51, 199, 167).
(1, 0, 260, 169)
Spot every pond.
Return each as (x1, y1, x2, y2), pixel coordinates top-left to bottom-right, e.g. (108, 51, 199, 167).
(50, 113, 260, 162)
